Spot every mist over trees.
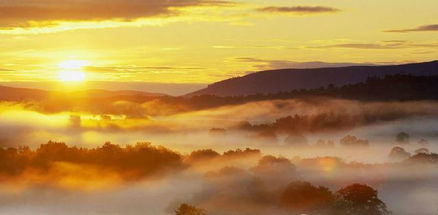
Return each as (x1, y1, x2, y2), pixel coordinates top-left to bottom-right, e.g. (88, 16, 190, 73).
(280, 181, 335, 213)
(280, 182, 389, 215)
(0, 141, 186, 180)
(396, 132, 410, 145)
(175, 204, 206, 215)
(389, 146, 411, 161)
(339, 135, 369, 147)
(2, 75, 438, 117)
(334, 184, 389, 215)
(0, 140, 437, 214)
(180, 180, 389, 215)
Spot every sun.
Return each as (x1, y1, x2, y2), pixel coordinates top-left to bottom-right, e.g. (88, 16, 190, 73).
(59, 70, 86, 82)
(58, 60, 89, 82)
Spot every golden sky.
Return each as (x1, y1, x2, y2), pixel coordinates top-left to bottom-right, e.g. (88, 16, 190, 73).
(0, 0, 437, 84)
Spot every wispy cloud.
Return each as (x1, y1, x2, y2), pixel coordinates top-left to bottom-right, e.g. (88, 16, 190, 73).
(385, 24, 438, 33)
(0, 68, 14, 71)
(314, 43, 404, 49)
(256, 6, 340, 14)
(235, 57, 372, 70)
(309, 41, 438, 49)
(87, 66, 204, 73)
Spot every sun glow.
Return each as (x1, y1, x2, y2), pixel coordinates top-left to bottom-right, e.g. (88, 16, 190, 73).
(58, 71, 86, 82)
(58, 60, 89, 82)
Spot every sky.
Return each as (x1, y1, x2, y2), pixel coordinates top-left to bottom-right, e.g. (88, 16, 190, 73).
(0, 0, 437, 92)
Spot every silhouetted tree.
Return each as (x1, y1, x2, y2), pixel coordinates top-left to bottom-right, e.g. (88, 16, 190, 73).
(0, 141, 185, 180)
(334, 184, 389, 215)
(209, 128, 226, 136)
(280, 181, 335, 213)
(175, 204, 206, 215)
(340, 135, 369, 147)
(396, 132, 410, 144)
(418, 138, 429, 146)
(405, 153, 438, 164)
(284, 133, 308, 146)
(188, 149, 220, 162)
(222, 148, 261, 158)
(251, 156, 296, 184)
(315, 139, 335, 148)
(388, 146, 411, 161)
(414, 148, 429, 155)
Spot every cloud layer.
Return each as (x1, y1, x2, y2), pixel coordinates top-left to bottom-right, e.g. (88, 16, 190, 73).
(236, 58, 373, 70)
(386, 24, 438, 33)
(0, 0, 232, 28)
(309, 41, 438, 50)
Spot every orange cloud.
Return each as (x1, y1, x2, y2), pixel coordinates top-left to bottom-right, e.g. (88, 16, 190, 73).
(0, 0, 234, 28)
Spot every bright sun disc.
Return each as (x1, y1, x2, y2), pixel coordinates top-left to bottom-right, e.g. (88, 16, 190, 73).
(59, 60, 90, 70)
(58, 60, 89, 82)
(59, 70, 85, 82)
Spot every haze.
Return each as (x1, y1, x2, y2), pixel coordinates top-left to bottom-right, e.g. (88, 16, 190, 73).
(0, 1, 437, 215)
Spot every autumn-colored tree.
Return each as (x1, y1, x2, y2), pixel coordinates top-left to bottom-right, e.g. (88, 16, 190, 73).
(175, 204, 206, 215)
(0, 141, 185, 180)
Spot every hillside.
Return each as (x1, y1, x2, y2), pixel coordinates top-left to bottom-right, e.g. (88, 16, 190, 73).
(0, 86, 164, 102)
(0, 75, 437, 115)
(188, 60, 438, 97)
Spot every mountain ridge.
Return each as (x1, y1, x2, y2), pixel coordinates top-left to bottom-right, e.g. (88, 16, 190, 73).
(187, 60, 438, 97)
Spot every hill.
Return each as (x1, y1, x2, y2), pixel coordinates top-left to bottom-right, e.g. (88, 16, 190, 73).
(0, 86, 165, 102)
(0, 75, 437, 115)
(188, 60, 438, 97)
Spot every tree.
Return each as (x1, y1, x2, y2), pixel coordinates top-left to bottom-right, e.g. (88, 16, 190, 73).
(251, 156, 296, 185)
(388, 146, 410, 161)
(209, 128, 226, 136)
(396, 132, 410, 144)
(280, 181, 335, 213)
(340, 135, 369, 147)
(175, 204, 206, 215)
(315, 139, 335, 148)
(334, 184, 389, 215)
(284, 133, 308, 146)
(188, 149, 220, 162)
(418, 139, 429, 146)
(414, 148, 429, 154)
(405, 153, 438, 164)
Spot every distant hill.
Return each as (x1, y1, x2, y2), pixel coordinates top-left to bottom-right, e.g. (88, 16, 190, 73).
(1, 75, 438, 115)
(188, 61, 438, 97)
(0, 85, 47, 101)
(63, 89, 165, 98)
(176, 74, 438, 111)
(280, 74, 438, 101)
(0, 86, 165, 102)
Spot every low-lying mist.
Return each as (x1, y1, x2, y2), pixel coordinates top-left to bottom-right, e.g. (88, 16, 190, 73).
(0, 141, 436, 215)
(0, 98, 437, 214)
(1, 98, 437, 161)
